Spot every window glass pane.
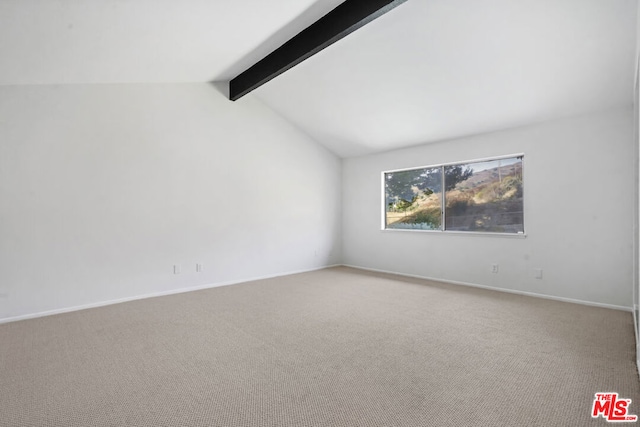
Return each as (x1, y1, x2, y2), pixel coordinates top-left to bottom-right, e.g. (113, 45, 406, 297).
(385, 167, 442, 230)
(444, 157, 523, 233)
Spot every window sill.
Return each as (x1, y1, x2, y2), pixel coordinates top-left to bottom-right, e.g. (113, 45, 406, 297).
(381, 228, 527, 238)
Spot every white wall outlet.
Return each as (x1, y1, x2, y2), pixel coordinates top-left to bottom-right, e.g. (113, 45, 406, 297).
(196, 263, 203, 273)
(491, 264, 499, 274)
(534, 268, 543, 279)
(173, 265, 181, 275)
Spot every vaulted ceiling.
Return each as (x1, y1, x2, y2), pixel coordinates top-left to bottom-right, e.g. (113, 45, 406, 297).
(0, 0, 636, 157)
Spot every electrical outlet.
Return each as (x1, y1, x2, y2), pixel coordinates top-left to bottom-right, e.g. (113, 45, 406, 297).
(491, 264, 499, 274)
(196, 263, 203, 273)
(173, 265, 181, 275)
(534, 268, 543, 279)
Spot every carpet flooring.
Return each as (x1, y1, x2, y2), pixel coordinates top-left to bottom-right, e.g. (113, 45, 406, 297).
(0, 266, 638, 426)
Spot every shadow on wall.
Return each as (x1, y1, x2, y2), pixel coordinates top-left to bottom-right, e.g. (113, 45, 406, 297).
(209, 81, 229, 98)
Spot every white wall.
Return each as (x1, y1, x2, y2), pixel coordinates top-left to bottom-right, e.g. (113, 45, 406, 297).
(632, 0, 640, 374)
(634, 0, 640, 369)
(635, 69, 640, 368)
(343, 108, 634, 309)
(0, 83, 342, 321)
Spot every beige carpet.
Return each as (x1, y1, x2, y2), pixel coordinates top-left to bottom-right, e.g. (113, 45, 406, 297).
(0, 266, 638, 426)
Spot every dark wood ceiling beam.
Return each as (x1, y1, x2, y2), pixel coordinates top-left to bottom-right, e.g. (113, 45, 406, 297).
(229, 0, 408, 101)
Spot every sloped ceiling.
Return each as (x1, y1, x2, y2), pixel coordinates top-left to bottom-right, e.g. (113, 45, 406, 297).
(0, 0, 636, 157)
(0, 0, 343, 84)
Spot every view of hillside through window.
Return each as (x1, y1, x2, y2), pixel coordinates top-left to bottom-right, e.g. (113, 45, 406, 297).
(384, 156, 524, 233)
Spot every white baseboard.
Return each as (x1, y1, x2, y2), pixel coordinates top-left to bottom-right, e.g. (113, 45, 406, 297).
(341, 264, 632, 312)
(634, 304, 639, 341)
(0, 264, 341, 325)
(2, 263, 629, 325)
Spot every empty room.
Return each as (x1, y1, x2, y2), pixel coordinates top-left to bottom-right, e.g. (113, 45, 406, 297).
(1, 0, 640, 426)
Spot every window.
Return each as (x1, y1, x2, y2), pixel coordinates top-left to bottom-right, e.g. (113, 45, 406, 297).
(383, 155, 524, 234)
